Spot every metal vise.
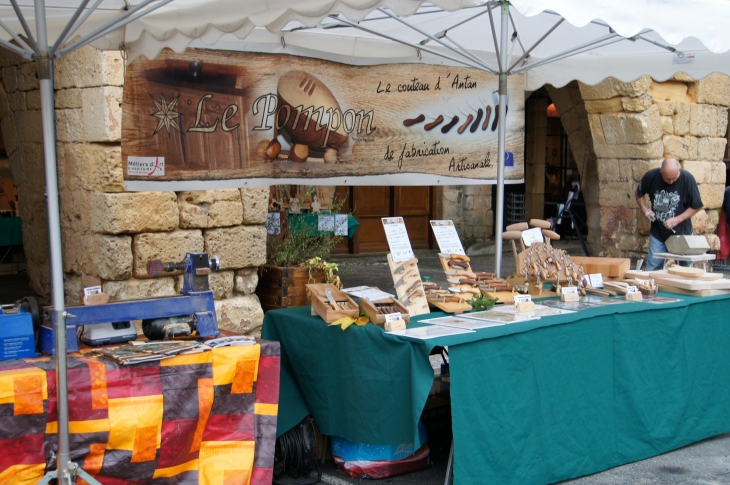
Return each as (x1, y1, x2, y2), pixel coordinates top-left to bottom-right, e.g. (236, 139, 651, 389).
(38, 252, 221, 354)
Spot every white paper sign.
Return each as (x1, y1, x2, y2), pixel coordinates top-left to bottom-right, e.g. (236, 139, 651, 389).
(127, 156, 165, 176)
(266, 213, 281, 235)
(335, 214, 348, 236)
(514, 294, 532, 305)
(83, 286, 102, 297)
(385, 313, 402, 322)
(382, 217, 415, 262)
(626, 285, 640, 293)
(318, 214, 335, 232)
(561, 286, 579, 294)
(430, 220, 465, 255)
(521, 227, 544, 247)
(343, 287, 395, 301)
(586, 273, 604, 289)
(672, 52, 695, 65)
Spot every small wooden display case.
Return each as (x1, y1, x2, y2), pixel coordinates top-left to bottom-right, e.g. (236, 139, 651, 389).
(360, 297, 411, 327)
(306, 284, 359, 323)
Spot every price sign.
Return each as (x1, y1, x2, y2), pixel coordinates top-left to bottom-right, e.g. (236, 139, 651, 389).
(430, 220, 465, 255)
(514, 294, 532, 305)
(84, 286, 102, 297)
(626, 285, 640, 293)
(561, 286, 579, 294)
(586, 273, 604, 289)
(521, 227, 544, 247)
(382, 217, 415, 263)
(385, 313, 403, 322)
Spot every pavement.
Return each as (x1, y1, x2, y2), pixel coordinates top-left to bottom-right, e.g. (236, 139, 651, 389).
(275, 242, 730, 485)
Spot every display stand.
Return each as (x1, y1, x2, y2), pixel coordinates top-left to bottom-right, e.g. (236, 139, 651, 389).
(652, 252, 716, 272)
(387, 254, 430, 316)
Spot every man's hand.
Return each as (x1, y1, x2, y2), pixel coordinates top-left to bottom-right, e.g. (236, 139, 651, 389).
(664, 216, 681, 230)
(644, 210, 656, 222)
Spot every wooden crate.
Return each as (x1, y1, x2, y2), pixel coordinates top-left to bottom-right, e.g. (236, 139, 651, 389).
(306, 284, 359, 323)
(360, 297, 411, 326)
(570, 257, 630, 279)
(256, 266, 326, 312)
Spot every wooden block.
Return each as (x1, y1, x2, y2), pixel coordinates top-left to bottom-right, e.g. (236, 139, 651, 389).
(561, 291, 579, 302)
(515, 301, 535, 312)
(83, 293, 109, 306)
(571, 256, 630, 278)
(384, 319, 406, 331)
(626, 292, 643, 301)
(506, 222, 529, 232)
(657, 285, 730, 297)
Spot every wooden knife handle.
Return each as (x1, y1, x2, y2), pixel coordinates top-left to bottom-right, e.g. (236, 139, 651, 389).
(403, 114, 425, 127)
(441, 115, 460, 133)
(470, 109, 483, 133)
(424, 115, 444, 131)
(458, 114, 474, 134)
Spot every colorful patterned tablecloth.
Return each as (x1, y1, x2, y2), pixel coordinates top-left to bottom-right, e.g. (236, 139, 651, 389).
(0, 340, 280, 485)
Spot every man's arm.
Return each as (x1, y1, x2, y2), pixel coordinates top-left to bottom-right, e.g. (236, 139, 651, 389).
(635, 190, 654, 218)
(663, 207, 701, 231)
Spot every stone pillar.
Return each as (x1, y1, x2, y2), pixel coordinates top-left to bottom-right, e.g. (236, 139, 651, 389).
(437, 184, 493, 249)
(0, 45, 268, 336)
(525, 97, 548, 221)
(549, 75, 728, 258)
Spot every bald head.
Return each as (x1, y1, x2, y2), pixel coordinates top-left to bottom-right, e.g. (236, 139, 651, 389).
(660, 157, 681, 184)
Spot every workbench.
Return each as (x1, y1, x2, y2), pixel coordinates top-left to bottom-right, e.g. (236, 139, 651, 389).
(263, 294, 730, 485)
(0, 341, 280, 485)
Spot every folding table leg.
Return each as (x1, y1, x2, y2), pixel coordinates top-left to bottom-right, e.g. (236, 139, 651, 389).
(444, 439, 454, 485)
(321, 435, 328, 464)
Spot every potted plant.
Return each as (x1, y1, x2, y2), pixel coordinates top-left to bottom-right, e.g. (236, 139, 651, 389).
(256, 187, 347, 312)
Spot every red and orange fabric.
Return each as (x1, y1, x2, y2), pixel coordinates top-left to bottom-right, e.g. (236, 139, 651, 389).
(0, 341, 280, 485)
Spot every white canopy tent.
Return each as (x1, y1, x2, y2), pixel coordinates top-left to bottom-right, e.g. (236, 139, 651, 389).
(0, 1, 729, 483)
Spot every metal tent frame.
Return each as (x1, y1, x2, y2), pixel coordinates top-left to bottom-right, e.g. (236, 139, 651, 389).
(0, 1, 693, 483)
(303, 0, 679, 277)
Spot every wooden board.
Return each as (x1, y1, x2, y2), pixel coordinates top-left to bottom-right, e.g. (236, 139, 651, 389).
(657, 285, 730, 297)
(651, 276, 730, 291)
(426, 297, 472, 315)
(647, 270, 724, 281)
(570, 256, 630, 278)
(666, 266, 707, 278)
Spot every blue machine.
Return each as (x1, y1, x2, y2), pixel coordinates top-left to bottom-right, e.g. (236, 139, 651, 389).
(38, 252, 221, 354)
(0, 297, 40, 361)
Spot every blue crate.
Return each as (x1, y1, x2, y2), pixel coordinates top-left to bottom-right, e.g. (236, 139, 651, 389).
(0, 306, 39, 361)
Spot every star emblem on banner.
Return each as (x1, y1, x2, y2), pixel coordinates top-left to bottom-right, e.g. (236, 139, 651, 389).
(149, 93, 182, 135)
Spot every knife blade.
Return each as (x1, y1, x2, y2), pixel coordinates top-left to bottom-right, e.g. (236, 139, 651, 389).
(324, 289, 338, 311)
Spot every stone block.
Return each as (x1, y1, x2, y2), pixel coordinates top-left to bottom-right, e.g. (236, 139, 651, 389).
(25, 90, 40, 110)
(55, 109, 84, 142)
(103, 277, 177, 302)
(55, 89, 82, 109)
(638, 210, 651, 236)
(584, 97, 624, 114)
(697, 137, 728, 161)
(598, 183, 637, 208)
(54, 45, 125, 89)
(132, 230, 204, 278)
(60, 188, 91, 235)
(681, 160, 712, 184)
(587, 114, 606, 146)
(7, 92, 24, 111)
(0, 113, 18, 155)
(57, 143, 124, 192)
(621, 93, 653, 112)
(2, 66, 17, 93)
(240, 187, 269, 224)
(661, 116, 673, 135)
(89, 192, 179, 234)
(649, 81, 692, 103)
(707, 209, 720, 234)
(618, 234, 646, 252)
(593, 139, 664, 159)
(672, 103, 691, 135)
(81, 86, 123, 142)
(178, 189, 243, 228)
(691, 209, 708, 234)
(234, 268, 259, 295)
(15, 110, 43, 143)
(596, 159, 622, 182)
(214, 294, 265, 336)
(600, 105, 662, 145)
(698, 183, 725, 209)
(65, 274, 83, 306)
(560, 107, 582, 135)
(81, 234, 133, 280)
(706, 234, 721, 251)
(209, 271, 234, 300)
(656, 101, 675, 116)
(662, 135, 698, 160)
(579, 76, 652, 100)
(689, 105, 728, 137)
(688, 73, 730, 106)
(545, 85, 574, 114)
(0, 48, 22, 69)
(710, 162, 727, 185)
(17, 62, 39, 92)
(204, 226, 266, 269)
(27, 263, 50, 303)
(672, 73, 695, 83)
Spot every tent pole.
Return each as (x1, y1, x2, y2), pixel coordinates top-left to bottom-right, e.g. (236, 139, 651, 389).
(494, 1, 509, 277)
(35, 0, 71, 483)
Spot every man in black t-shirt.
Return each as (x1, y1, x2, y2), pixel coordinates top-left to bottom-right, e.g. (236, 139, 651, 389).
(635, 158, 703, 270)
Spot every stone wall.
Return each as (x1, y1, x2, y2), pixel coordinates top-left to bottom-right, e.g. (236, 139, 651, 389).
(438, 185, 493, 248)
(0, 46, 267, 336)
(548, 75, 729, 258)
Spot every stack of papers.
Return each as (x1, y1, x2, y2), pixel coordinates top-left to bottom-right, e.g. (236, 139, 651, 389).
(88, 341, 199, 365)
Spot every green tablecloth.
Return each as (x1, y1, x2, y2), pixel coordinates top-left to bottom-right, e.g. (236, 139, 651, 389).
(0, 217, 22, 246)
(262, 293, 730, 485)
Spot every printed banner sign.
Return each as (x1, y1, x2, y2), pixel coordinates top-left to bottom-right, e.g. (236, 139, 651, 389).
(122, 49, 524, 190)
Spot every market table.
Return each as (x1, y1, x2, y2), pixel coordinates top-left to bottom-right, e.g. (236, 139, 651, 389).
(0, 340, 280, 485)
(262, 294, 730, 485)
